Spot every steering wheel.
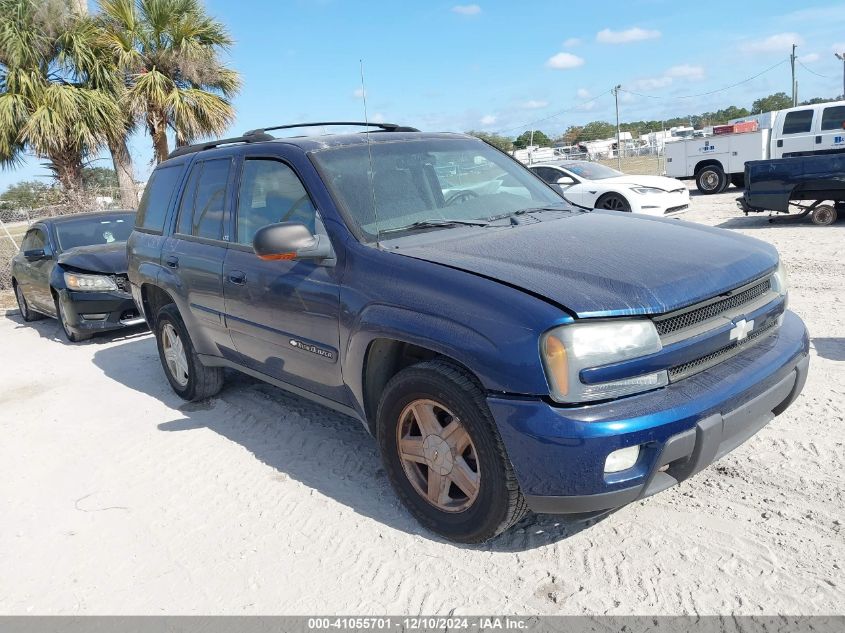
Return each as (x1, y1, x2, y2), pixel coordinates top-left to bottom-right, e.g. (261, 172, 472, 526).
(445, 190, 479, 206)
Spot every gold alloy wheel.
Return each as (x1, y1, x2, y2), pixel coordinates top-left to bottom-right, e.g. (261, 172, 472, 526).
(396, 399, 481, 512)
(161, 323, 189, 387)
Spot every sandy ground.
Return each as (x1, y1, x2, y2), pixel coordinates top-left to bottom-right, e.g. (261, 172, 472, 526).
(1, 185, 843, 615)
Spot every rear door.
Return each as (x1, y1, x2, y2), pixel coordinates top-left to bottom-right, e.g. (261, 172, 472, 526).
(773, 108, 815, 158)
(817, 103, 845, 154)
(222, 151, 345, 403)
(163, 157, 234, 354)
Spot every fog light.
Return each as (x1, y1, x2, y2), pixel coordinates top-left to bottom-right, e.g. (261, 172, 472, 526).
(605, 445, 640, 473)
(82, 313, 107, 321)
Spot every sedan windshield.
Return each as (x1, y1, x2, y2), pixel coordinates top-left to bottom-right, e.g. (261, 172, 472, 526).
(561, 162, 623, 180)
(311, 137, 567, 241)
(55, 214, 135, 251)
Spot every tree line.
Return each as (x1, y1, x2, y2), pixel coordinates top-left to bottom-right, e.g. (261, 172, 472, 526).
(0, 0, 240, 208)
(469, 91, 844, 152)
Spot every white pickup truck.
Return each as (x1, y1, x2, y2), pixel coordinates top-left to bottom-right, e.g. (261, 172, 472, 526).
(665, 100, 845, 194)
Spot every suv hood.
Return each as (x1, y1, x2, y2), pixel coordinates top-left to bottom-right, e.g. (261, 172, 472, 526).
(395, 212, 777, 317)
(57, 241, 128, 274)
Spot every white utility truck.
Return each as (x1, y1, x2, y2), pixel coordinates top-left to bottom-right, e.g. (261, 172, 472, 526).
(664, 100, 845, 194)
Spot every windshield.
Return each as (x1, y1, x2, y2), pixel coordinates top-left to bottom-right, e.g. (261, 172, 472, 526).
(55, 214, 135, 251)
(561, 162, 623, 180)
(311, 137, 567, 241)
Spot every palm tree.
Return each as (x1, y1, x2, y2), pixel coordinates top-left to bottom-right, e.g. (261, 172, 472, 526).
(98, 0, 240, 164)
(0, 0, 122, 193)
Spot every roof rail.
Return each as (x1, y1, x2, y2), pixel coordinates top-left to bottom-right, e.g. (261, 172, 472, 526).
(168, 131, 274, 159)
(243, 121, 420, 136)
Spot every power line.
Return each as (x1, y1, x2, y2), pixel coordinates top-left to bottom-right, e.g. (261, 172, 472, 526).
(619, 59, 789, 100)
(797, 59, 837, 79)
(494, 90, 612, 134)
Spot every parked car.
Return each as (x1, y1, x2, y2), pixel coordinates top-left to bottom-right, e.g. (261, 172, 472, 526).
(11, 211, 144, 342)
(529, 160, 689, 216)
(128, 123, 809, 543)
(664, 99, 845, 194)
(737, 153, 845, 226)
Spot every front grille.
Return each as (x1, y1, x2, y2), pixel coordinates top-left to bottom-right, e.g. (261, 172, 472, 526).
(654, 277, 772, 337)
(113, 274, 130, 293)
(665, 204, 689, 214)
(668, 319, 778, 381)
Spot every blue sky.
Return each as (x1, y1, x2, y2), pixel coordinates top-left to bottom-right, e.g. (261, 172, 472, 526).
(3, 0, 845, 190)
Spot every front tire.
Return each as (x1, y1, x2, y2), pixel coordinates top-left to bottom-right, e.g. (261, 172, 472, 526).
(596, 193, 631, 212)
(376, 359, 527, 543)
(13, 281, 44, 322)
(695, 165, 727, 194)
(56, 294, 93, 342)
(154, 303, 223, 401)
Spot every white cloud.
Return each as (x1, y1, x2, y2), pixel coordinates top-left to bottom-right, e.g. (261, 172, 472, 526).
(665, 64, 705, 80)
(576, 88, 591, 99)
(545, 52, 585, 69)
(563, 37, 581, 48)
(832, 42, 845, 53)
(451, 4, 481, 16)
(371, 112, 385, 123)
(741, 33, 803, 54)
(520, 99, 548, 109)
(352, 88, 366, 98)
(596, 27, 660, 44)
(480, 114, 497, 125)
(630, 76, 673, 91)
(801, 52, 820, 62)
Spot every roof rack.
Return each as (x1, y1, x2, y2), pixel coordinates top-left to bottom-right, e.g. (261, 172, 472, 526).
(244, 121, 420, 136)
(167, 121, 420, 159)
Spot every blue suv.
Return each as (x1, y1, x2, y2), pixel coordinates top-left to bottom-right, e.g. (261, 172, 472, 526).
(127, 123, 809, 543)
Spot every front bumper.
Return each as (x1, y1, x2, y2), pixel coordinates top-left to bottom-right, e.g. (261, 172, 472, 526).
(57, 289, 146, 334)
(488, 310, 809, 514)
(630, 190, 690, 216)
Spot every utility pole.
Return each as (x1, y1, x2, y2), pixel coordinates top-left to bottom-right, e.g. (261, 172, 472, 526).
(613, 85, 621, 171)
(790, 44, 797, 106)
(837, 52, 845, 99)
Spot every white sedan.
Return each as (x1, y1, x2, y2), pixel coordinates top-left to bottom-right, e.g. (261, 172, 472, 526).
(528, 160, 689, 216)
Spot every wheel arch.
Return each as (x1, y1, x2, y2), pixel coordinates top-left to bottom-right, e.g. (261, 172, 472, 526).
(693, 158, 726, 175)
(140, 283, 176, 328)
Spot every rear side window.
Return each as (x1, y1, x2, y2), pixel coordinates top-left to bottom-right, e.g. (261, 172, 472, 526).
(136, 165, 182, 232)
(782, 110, 813, 134)
(820, 105, 845, 131)
(176, 159, 231, 240)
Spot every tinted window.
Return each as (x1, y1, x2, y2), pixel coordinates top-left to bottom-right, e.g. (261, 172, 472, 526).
(176, 163, 202, 236)
(532, 167, 559, 184)
(782, 110, 813, 134)
(180, 159, 230, 240)
(236, 159, 315, 245)
(136, 165, 181, 232)
(21, 228, 46, 251)
(55, 215, 135, 250)
(820, 105, 845, 131)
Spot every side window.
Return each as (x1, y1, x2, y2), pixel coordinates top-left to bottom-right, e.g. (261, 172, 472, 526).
(820, 105, 845, 131)
(136, 165, 182, 232)
(236, 159, 316, 246)
(175, 159, 231, 240)
(782, 110, 813, 135)
(534, 167, 561, 184)
(21, 228, 46, 251)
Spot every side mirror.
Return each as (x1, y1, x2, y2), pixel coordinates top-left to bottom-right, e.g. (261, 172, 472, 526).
(556, 176, 575, 185)
(252, 222, 333, 261)
(23, 248, 47, 260)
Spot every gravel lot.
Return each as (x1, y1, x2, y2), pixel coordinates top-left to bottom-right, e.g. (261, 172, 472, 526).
(1, 185, 843, 615)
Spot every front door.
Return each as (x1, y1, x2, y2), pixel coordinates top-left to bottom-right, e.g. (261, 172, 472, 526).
(223, 155, 345, 404)
(19, 225, 55, 313)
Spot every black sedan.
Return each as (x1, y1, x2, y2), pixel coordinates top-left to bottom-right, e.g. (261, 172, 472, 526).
(11, 211, 145, 342)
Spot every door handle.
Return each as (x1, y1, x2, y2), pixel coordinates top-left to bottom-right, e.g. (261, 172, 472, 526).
(227, 271, 246, 285)
(815, 135, 822, 144)
(776, 140, 783, 148)
(164, 255, 179, 268)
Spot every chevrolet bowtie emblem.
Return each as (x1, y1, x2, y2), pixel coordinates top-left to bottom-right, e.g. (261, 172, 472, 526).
(730, 318, 754, 342)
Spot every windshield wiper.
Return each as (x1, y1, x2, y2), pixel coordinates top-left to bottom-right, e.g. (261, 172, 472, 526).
(485, 205, 572, 223)
(379, 218, 488, 235)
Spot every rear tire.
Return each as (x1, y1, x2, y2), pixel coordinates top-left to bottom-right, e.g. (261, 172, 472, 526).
(810, 204, 837, 226)
(154, 303, 224, 401)
(13, 281, 44, 322)
(695, 165, 727, 194)
(376, 359, 527, 543)
(730, 173, 745, 189)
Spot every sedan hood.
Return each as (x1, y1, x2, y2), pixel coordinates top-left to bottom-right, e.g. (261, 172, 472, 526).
(395, 212, 777, 317)
(57, 241, 128, 274)
(599, 174, 686, 191)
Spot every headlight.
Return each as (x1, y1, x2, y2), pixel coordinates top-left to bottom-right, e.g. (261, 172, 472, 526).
(64, 272, 118, 292)
(771, 259, 788, 297)
(631, 186, 665, 195)
(541, 320, 668, 403)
